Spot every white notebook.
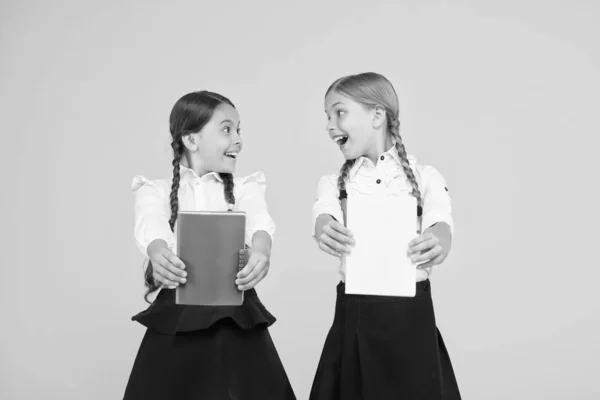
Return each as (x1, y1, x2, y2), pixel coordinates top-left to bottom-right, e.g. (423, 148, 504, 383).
(344, 193, 419, 297)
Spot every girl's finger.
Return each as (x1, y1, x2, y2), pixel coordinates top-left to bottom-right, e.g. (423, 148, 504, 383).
(328, 221, 354, 239)
(162, 283, 178, 290)
(165, 252, 186, 271)
(417, 253, 445, 269)
(246, 266, 270, 290)
(239, 266, 269, 291)
(237, 257, 258, 279)
(159, 281, 178, 290)
(408, 235, 439, 255)
(237, 260, 267, 285)
(318, 241, 342, 258)
(320, 233, 350, 254)
(153, 271, 178, 287)
(412, 245, 443, 263)
(323, 224, 355, 246)
(408, 232, 435, 248)
(155, 262, 187, 284)
(157, 255, 187, 279)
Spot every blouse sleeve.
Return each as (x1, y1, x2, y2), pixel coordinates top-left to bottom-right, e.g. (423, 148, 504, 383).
(132, 175, 175, 256)
(237, 171, 276, 246)
(419, 165, 454, 236)
(311, 174, 344, 237)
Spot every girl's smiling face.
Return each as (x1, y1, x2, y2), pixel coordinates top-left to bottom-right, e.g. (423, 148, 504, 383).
(183, 103, 243, 174)
(324, 91, 377, 160)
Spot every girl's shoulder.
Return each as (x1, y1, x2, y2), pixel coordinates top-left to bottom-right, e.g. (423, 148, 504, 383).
(407, 154, 418, 167)
(233, 171, 268, 195)
(409, 155, 426, 175)
(408, 157, 449, 188)
(233, 170, 266, 186)
(131, 175, 172, 196)
(409, 156, 445, 177)
(317, 173, 339, 188)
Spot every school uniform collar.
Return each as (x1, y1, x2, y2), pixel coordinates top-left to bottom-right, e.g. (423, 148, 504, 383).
(179, 164, 224, 183)
(348, 144, 403, 179)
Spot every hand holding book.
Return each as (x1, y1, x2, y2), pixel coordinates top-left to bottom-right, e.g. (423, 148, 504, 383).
(235, 230, 272, 291)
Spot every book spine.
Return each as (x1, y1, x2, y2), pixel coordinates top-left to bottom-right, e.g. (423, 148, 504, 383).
(238, 249, 246, 272)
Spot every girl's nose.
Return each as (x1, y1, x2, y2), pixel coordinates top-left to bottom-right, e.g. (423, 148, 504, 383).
(326, 120, 336, 133)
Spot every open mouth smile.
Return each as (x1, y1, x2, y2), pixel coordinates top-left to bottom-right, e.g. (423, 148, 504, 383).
(333, 135, 348, 147)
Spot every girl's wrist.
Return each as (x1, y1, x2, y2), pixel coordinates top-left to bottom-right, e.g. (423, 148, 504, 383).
(251, 231, 272, 258)
(147, 239, 168, 256)
(316, 214, 334, 235)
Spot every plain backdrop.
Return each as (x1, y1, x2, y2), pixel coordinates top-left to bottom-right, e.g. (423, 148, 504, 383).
(1, 1, 599, 399)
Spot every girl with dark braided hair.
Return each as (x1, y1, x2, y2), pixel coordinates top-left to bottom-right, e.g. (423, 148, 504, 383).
(124, 91, 295, 399)
(310, 73, 461, 400)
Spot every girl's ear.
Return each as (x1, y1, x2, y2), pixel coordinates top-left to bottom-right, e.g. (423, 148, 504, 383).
(181, 133, 199, 152)
(372, 106, 386, 129)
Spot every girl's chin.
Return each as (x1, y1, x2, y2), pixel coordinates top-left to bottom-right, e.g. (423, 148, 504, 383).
(340, 145, 357, 160)
(220, 156, 238, 171)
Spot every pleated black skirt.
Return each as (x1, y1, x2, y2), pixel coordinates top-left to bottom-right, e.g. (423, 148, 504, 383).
(310, 280, 461, 400)
(123, 288, 296, 400)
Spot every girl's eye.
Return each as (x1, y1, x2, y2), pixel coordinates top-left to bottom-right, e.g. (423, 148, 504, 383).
(237, 128, 242, 135)
(223, 127, 231, 134)
(337, 110, 345, 117)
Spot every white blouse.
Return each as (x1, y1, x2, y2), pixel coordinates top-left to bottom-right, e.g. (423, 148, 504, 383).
(132, 165, 276, 257)
(312, 147, 454, 282)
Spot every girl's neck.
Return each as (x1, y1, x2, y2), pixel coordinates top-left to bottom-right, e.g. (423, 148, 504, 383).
(363, 131, 394, 164)
(181, 156, 212, 178)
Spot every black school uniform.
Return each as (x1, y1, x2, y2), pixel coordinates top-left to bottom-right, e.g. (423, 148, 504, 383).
(309, 281, 460, 400)
(309, 150, 461, 399)
(124, 170, 295, 399)
(123, 288, 295, 399)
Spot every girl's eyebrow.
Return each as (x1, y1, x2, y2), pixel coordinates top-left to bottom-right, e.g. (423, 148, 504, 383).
(219, 119, 240, 127)
(325, 102, 343, 112)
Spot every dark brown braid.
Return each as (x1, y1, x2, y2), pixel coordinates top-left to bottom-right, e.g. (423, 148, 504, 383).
(220, 173, 236, 208)
(143, 138, 184, 301)
(388, 116, 423, 217)
(168, 140, 183, 230)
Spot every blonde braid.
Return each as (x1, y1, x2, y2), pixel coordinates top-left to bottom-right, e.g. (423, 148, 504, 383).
(337, 159, 355, 226)
(388, 117, 422, 216)
(337, 159, 355, 196)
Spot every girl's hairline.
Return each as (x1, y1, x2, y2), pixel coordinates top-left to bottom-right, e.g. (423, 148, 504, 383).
(326, 86, 388, 112)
